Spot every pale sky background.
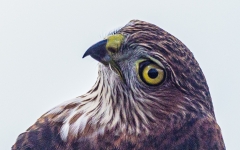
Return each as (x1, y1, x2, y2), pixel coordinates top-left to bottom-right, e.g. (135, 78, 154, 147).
(0, 1, 239, 149)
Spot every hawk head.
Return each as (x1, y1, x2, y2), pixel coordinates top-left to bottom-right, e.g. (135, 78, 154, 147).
(46, 20, 214, 140)
(12, 20, 225, 150)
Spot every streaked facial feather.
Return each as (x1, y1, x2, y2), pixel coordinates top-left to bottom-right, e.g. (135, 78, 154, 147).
(44, 20, 213, 142)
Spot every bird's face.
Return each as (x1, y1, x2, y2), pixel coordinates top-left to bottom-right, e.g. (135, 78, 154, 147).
(13, 20, 225, 150)
(39, 20, 216, 141)
(84, 20, 212, 119)
(81, 20, 214, 134)
(83, 25, 169, 96)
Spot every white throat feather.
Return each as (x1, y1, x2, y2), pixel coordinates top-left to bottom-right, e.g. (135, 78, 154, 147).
(45, 64, 153, 141)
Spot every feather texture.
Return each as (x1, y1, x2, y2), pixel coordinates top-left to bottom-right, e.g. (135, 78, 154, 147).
(12, 20, 225, 150)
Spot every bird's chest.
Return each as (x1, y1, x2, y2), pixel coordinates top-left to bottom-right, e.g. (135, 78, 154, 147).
(73, 122, 201, 150)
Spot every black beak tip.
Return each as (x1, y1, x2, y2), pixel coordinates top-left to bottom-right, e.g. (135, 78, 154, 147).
(82, 39, 108, 59)
(82, 50, 90, 58)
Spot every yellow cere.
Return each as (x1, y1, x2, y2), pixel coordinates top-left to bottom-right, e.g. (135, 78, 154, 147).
(106, 34, 124, 53)
(143, 64, 164, 85)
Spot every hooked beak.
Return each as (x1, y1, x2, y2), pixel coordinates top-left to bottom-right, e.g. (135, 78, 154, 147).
(82, 34, 125, 82)
(82, 39, 110, 65)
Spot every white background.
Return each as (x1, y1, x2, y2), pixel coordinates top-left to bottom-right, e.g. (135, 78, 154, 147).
(0, 1, 239, 149)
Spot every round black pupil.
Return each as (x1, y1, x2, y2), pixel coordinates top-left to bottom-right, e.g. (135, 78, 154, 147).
(148, 68, 158, 79)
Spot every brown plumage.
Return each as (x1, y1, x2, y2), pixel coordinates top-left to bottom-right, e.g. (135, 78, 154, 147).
(12, 20, 225, 150)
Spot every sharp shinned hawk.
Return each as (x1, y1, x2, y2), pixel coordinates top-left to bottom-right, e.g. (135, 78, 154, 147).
(12, 20, 225, 150)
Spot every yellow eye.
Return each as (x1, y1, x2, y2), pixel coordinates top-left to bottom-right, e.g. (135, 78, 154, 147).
(138, 61, 165, 86)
